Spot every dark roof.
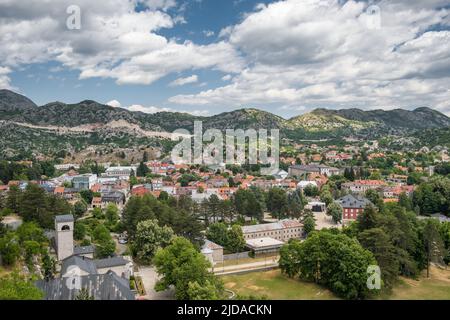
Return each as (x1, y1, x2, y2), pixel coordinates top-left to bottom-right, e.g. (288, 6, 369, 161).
(36, 271, 135, 300)
(61, 255, 97, 275)
(73, 245, 95, 255)
(94, 256, 129, 269)
(55, 214, 74, 223)
(337, 194, 372, 209)
(64, 187, 81, 193)
(101, 191, 125, 201)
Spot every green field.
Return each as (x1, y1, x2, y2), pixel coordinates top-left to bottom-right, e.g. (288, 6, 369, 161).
(222, 270, 339, 300)
(222, 266, 450, 300)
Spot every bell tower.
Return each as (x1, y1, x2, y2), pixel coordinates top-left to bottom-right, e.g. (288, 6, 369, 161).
(55, 214, 74, 261)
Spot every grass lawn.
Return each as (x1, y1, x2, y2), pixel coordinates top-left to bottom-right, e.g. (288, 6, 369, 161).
(382, 266, 450, 300)
(222, 269, 339, 300)
(222, 266, 450, 300)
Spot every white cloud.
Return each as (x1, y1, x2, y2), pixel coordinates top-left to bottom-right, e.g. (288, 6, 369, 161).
(169, 74, 198, 87)
(0, 0, 243, 86)
(203, 30, 215, 37)
(125, 103, 209, 116)
(106, 100, 122, 108)
(127, 104, 172, 113)
(141, 0, 177, 11)
(169, 0, 450, 115)
(0, 66, 14, 89)
(1, 0, 449, 115)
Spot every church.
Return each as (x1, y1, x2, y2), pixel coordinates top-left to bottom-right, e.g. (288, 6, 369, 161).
(37, 214, 135, 300)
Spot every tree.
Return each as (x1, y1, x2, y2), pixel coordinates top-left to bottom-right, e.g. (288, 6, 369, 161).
(327, 202, 343, 224)
(73, 201, 88, 219)
(279, 239, 303, 278)
(303, 216, 316, 236)
(320, 189, 333, 207)
(136, 162, 149, 177)
(153, 237, 223, 300)
(206, 223, 228, 247)
(74, 222, 86, 241)
(19, 183, 51, 227)
(398, 192, 413, 211)
(357, 205, 379, 232)
(226, 225, 246, 253)
(358, 228, 399, 289)
(422, 219, 445, 278)
(0, 273, 43, 300)
(187, 280, 223, 300)
(233, 189, 263, 221)
(365, 189, 384, 211)
(92, 224, 115, 258)
(280, 231, 377, 299)
(142, 151, 149, 162)
(303, 184, 319, 197)
(80, 189, 94, 205)
(206, 194, 221, 224)
(132, 219, 174, 264)
(75, 288, 95, 300)
(344, 167, 355, 181)
(16, 222, 46, 244)
(413, 177, 450, 216)
(206, 223, 245, 253)
(95, 238, 116, 259)
(0, 232, 20, 266)
(286, 190, 305, 219)
(158, 191, 169, 201)
(42, 252, 56, 281)
(407, 172, 422, 185)
(6, 185, 21, 212)
(266, 188, 288, 218)
(105, 203, 119, 226)
(91, 207, 103, 221)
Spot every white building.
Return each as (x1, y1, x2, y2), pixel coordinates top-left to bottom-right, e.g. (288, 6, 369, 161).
(104, 166, 137, 180)
(242, 219, 302, 242)
(54, 163, 80, 171)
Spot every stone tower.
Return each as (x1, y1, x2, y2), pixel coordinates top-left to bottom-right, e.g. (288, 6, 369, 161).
(55, 214, 74, 261)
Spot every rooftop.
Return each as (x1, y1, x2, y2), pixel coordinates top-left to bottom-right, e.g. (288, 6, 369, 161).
(202, 239, 223, 251)
(336, 194, 373, 209)
(246, 237, 284, 250)
(55, 214, 74, 223)
(73, 245, 95, 255)
(36, 271, 135, 300)
(94, 256, 130, 269)
(242, 219, 302, 234)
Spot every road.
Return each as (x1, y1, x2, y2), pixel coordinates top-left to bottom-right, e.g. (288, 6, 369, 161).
(213, 257, 279, 276)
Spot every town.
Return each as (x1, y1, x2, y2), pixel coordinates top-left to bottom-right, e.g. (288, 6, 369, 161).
(0, 136, 449, 300)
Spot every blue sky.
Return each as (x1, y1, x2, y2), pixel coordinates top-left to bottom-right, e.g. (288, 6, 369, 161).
(1, 0, 450, 117)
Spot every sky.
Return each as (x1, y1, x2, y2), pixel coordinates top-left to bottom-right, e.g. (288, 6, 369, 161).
(0, 0, 450, 118)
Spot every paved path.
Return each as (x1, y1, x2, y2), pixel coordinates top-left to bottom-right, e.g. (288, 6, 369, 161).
(135, 266, 174, 300)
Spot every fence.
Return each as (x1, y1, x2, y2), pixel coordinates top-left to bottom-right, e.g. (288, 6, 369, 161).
(223, 251, 251, 261)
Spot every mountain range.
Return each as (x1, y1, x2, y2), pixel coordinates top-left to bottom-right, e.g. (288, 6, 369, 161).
(0, 89, 449, 158)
